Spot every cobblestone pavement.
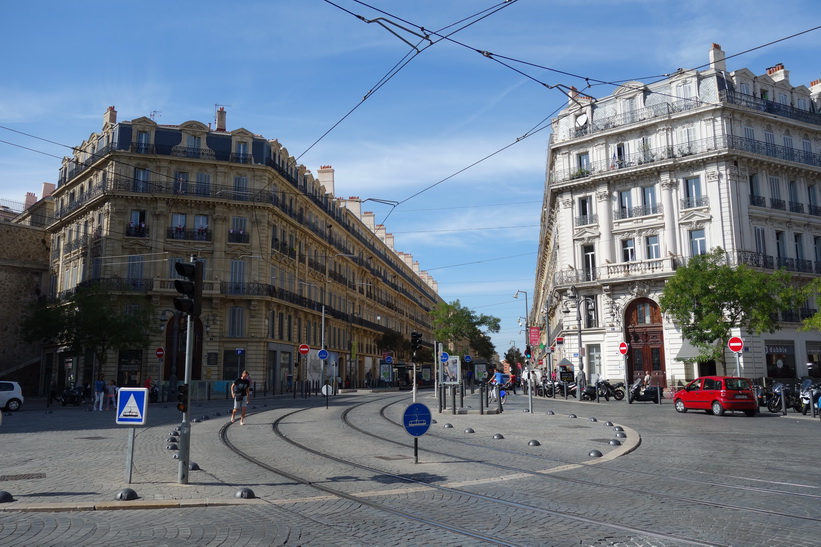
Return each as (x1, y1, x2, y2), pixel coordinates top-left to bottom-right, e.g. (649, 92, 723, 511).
(1, 388, 820, 546)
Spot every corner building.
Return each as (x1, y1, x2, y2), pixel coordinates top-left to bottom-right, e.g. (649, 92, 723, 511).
(533, 44, 821, 388)
(48, 107, 440, 392)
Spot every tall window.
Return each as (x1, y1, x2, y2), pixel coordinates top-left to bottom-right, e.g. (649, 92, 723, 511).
(134, 168, 150, 193)
(174, 171, 188, 194)
(646, 235, 660, 259)
(622, 239, 635, 262)
(618, 190, 632, 218)
(172, 213, 186, 231)
(775, 231, 786, 259)
(677, 126, 696, 155)
(743, 126, 755, 141)
(231, 216, 247, 233)
(229, 260, 245, 294)
(740, 82, 750, 95)
(127, 256, 144, 289)
(642, 186, 657, 214)
(764, 131, 776, 156)
(583, 245, 596, 281)
(194, 215, 209, 240)
(755, 227, 767, 255)
(577, 152, 590, 172)
(195, 173, 210, 196)
(803, 139, 813, 155)
(689, 229, 706, 256)
(136, 131, 150, 153)
(809, 184, 818, 208)
(233, 176, 249, 200)
(636, 302, 652, 324)
(578, 196, 593, 225)
(795, 233, 805, 261)
(228, 307, 244, 337)
(683, 176, 702, 208)
(187, 135, 201, 149)
(784, 135, 795, 161)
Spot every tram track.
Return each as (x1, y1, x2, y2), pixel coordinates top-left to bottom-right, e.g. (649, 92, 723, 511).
(220, 395, 731, 546)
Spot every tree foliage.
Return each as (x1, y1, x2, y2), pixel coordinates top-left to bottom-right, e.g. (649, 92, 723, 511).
(429, 300, 500, 360)
(22, 283, 155, 370)
(659, 248, 798, 365)
(504, 346, 524, 369)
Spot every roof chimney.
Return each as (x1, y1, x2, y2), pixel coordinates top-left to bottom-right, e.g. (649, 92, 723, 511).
(24, 192, 37, 209)
(216, 107, 227, 131)
(709, 43, 726, 72)
(811, 78, 821, 99)
(767, 63, 789, 82)
(103, 106, 117, 127)
(317, 165, 335, 196)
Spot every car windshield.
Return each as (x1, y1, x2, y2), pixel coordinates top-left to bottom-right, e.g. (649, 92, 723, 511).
(724, 378, 750, 390)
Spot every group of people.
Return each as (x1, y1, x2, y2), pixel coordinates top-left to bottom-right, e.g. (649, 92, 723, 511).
(93, 374, 119, 411)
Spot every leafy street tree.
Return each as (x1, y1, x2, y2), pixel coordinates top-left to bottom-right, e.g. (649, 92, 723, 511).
(376, 329, 409, 360)
(801, 278, 821, 332)
(22, 282, 155, 378)
(429, 300, 500, 361)
(504, 346, 524, 371)
(659, 248, 798, 367)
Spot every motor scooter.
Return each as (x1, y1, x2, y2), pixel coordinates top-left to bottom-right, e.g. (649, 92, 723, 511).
(60, 384, 83, 406)
(799, 379, 821, 416)
(627, 378, 660, 404)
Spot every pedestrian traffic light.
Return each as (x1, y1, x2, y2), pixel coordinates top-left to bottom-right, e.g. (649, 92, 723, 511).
(525, 346, 532, 359)
(173, 260, 203, 317)
(411, 331, 422, 355)
(176, 383, 189, 413)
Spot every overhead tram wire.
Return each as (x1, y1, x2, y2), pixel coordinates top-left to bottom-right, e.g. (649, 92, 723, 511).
(299, 0, 519, 161)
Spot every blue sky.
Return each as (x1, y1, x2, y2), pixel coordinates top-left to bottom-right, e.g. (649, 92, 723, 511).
(2, 1, 820, 358)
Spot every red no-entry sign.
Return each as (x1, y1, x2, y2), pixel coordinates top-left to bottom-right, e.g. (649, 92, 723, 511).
(618, 342, 629, 355)
(298, 344, 310, 355)
(728, 336, 744, 353)
(156, 347, 165, 359)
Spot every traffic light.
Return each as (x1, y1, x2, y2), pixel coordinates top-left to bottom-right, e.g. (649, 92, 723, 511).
(411, 331, 422, 356)
(176, 383, 189, 413)
(173, 261, 203, 316)
(525, 346, 532, 359)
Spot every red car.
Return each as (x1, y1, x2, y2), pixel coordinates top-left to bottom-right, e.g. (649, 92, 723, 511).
(673, 376, 757, 417)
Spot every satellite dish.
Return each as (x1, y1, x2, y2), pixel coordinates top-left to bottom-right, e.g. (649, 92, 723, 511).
(575, 114, 588, 127)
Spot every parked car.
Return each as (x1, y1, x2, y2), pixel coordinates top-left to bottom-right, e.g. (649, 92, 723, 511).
(673, 376, 757, 417)
(0, 381, 24, 411)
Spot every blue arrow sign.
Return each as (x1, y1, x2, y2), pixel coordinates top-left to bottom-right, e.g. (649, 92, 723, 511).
(440, 352, 449, 363)
(116, 388, 148, 426)
(317, 348, 329, 360)
(403, 403, 431, 437)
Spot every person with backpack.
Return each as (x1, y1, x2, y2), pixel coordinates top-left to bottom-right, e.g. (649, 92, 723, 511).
(231, 370, 251, 425)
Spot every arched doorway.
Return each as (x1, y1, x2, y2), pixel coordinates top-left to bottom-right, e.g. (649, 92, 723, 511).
(624, 298, 666, 387)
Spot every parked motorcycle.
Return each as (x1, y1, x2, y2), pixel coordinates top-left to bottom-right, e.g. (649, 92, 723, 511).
(60, 385, 83, 406)
(580, 382, 599, 401)
(627, 378, 660, 404)
(767, 383, 799, 413)
(599, 379, 625, 401)
(798, 379, 821, 416)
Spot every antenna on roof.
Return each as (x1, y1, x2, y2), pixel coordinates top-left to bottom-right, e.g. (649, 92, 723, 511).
(150, 110, 162, 120)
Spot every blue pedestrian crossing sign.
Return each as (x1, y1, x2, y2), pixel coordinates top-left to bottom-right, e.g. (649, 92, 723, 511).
(116, 388, 148, 426)
(402, 403, 432, 437)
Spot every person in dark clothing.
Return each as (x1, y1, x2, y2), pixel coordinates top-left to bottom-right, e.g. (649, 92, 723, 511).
(231, 370, 251, 425)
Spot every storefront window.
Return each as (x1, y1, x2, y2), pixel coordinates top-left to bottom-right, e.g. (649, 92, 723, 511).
(765, 341, 795, 378)
(805, 342, 821, 378)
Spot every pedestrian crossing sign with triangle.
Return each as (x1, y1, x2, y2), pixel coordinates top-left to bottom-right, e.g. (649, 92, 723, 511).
(116, 388, 148, 425)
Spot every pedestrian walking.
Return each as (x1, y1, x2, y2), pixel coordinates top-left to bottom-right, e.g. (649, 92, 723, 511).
(231, 370, 251, 425)
(94, 374, 106, 411)
(105, 380, 117, 410)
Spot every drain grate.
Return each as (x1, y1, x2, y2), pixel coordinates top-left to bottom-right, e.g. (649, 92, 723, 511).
(0, 473, 46, 481)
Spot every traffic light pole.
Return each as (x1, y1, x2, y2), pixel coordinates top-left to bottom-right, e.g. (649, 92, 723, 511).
(175, 257, 200, 485)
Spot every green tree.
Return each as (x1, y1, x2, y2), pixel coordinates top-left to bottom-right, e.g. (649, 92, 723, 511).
(22, 283, 155, 374)
(376, 329, 409, 360)
(504, 346, 524, 369)
(429, 300, 500, 360)
(801, 278, 821, 332)
(659, 248, 798, 367)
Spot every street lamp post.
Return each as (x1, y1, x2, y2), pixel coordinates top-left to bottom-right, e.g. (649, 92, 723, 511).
(569, 285, 593, 397)
(514, 289, 529, 373)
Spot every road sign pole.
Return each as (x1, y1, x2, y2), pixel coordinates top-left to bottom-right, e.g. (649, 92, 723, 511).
(125, 427, 135, 484)
(735, 351, 740, 377)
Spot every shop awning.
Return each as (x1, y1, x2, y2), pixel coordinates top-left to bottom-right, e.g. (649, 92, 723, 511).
(675, 339, 702, 360)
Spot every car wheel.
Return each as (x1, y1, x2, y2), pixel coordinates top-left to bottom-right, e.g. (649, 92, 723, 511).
(674, 399, 687, 413)
(711, 401, 725, 416)
(6, 398, 22, 412)
(744, 409, 757, 417)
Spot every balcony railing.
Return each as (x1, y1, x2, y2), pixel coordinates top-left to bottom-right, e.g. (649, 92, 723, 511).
(575, 214, 598, 227)
(722, 89, 821, 127)
(549, 135, 821, 186)
(166, 228, 211, 241)
(750, 195, 766, 207)
(770, 198, 786, 211)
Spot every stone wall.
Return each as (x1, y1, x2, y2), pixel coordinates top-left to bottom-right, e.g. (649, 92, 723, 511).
(0, 222, 49, 392)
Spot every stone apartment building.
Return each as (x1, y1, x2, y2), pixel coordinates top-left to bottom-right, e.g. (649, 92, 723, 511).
(533, 44, 821, 388)
(44, 107, 440, 394)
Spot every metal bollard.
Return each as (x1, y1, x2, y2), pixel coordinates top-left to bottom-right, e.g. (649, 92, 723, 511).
(459, 382, 464, 409)
(480, 383, 484, 415)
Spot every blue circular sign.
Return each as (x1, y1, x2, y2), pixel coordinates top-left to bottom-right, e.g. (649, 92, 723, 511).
(440, 352, 449, 363)
(402, 403, 432, 437)
(463, 355, 472, 363)
(385, 355, 393, 364)
(317, 349, 329, 360)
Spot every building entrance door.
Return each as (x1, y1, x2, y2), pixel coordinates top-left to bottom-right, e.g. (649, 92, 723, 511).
(624, 298, 666, 387)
